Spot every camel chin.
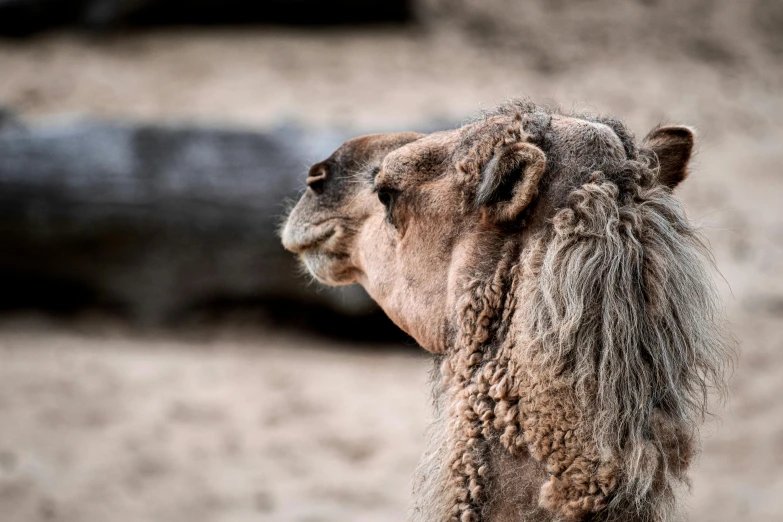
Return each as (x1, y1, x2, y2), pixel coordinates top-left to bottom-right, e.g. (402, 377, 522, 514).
(300, 251, 354, 286)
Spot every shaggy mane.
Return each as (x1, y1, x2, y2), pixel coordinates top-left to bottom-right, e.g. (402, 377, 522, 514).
(515, 164, 733, 520)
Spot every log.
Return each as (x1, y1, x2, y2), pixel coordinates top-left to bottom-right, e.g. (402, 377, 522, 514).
(0, 0, 412, 36)
(0, 113, 381, 326)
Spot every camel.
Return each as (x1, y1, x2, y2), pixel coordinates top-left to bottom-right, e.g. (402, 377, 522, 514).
(281, 100, 732, 522)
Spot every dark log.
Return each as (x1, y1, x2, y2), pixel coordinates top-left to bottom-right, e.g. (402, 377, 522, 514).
(0, 113, 380, 325)
(0, 0, 412, 36)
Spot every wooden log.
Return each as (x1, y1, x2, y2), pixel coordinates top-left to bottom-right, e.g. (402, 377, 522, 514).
(0, 0, 412, 36)
(0, 115, 379, 325)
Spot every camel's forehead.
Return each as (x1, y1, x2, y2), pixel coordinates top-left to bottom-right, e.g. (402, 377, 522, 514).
(380, 117, 517, 184)
(386, 118, 505, 163)
(380, 130, 457, 182)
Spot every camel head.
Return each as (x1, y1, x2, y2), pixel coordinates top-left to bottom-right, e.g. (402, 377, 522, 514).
(282, 102, 694, 354)
(283, 101, 731, 521)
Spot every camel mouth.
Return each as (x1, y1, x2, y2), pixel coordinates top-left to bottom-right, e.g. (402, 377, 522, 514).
(281, 217, 344, 254)
(282, 216, 358, 285)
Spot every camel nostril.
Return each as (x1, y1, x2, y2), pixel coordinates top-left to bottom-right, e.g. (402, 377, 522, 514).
(306, 166, 327, 195)
(306, 174, 326, 194)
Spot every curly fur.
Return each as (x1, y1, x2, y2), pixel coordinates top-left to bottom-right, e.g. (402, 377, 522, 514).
(413, 104, 732, 522)
(283, 99, 733, 522)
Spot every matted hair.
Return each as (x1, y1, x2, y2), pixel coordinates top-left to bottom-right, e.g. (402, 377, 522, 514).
(515, 162, 733, 520)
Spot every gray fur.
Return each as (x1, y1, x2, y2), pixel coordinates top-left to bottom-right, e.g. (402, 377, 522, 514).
(517, 163, 733, 520)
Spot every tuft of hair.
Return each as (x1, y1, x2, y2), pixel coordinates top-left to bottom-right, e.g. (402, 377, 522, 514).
(409, 359, 458, 522)
(518, 153, 734, 519)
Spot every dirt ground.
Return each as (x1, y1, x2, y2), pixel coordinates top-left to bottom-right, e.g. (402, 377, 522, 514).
(1, 3, 783, 520)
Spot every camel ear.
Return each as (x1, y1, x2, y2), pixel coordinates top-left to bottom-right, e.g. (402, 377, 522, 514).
(476, 142, 546, 224)
(642, 125, 695, 189)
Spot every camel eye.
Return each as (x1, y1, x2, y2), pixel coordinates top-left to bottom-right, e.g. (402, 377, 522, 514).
(377, 189, 394, 208)
(375, 187, 400, 227)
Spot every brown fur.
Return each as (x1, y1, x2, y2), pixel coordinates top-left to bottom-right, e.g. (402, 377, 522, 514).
(282, 100, 733, 521)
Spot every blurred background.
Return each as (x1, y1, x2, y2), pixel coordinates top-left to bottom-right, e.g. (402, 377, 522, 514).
(0, 1, 781, 521)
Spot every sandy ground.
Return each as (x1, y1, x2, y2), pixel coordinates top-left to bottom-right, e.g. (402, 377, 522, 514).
(0, 310, 781, 522)
(1, 4, 783, 521)
(0, 320, 431, 522)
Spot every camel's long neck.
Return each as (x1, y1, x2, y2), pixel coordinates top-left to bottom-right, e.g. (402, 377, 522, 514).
(417, 237, 622, 522)
(428, 241, 529, 522)
(410, 239, 525, 522)
(409, 355, 557, 522)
